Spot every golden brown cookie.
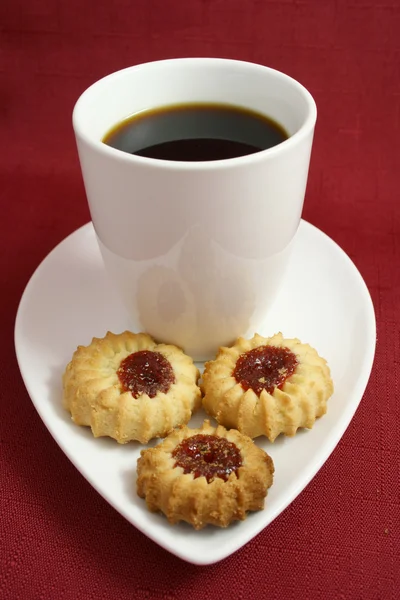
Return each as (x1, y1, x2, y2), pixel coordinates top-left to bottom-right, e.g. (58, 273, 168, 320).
(136, 420, 274, 529)
(202, 332, 334, 442)
(63, 331, 201, 444)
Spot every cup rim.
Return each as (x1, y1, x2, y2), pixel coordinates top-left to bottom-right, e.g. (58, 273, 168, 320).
(72, 57, 317, 171)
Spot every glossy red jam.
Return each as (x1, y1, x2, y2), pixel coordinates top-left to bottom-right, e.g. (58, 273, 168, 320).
(233, 345, 298, 395)
(117, 350, 175, 398)
(172, 434, 242, 483)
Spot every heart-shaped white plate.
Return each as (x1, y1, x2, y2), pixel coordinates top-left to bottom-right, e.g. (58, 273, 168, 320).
(15, 220, 376, 565)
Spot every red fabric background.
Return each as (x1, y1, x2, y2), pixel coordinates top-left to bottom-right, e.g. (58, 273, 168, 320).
(1, 0, 399, 598)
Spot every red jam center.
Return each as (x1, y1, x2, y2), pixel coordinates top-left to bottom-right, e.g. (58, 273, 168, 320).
(233, 345, 298, 396)
(172, 434, 242, 483)
(117, 350, 175, 398)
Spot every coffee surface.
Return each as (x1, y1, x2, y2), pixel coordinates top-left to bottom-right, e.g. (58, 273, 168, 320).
(102, 103, 289, 161)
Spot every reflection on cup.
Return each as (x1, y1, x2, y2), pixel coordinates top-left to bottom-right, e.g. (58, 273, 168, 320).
(137, 265, 197, 351)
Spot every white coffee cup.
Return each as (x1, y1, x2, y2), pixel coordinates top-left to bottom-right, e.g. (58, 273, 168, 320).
(73, 58, 316, 360)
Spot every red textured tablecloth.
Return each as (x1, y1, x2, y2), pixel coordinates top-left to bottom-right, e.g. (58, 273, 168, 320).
(1, 1, 399, 598)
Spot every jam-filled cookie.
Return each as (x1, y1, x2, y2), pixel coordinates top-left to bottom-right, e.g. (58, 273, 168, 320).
(63, 331, 201, 444)
(136, 420, 274, 529)
(202, 332, 334, 442)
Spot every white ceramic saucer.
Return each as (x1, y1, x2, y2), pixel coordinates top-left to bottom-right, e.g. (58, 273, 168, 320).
(15, 220, 376, 565)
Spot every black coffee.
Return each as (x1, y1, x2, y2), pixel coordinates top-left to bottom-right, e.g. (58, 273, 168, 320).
(102, 103, 288, 161)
